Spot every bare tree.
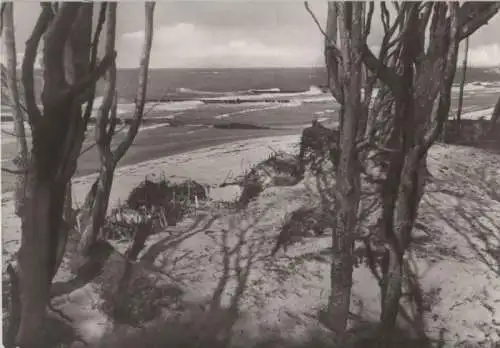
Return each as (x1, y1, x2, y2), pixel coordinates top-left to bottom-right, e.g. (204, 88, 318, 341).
(325, 2, 364, 337)
(2, 2, 29, 217)
(306, 1, 376, 338)
(350, 3, 499, 345)
(76, 2, 156, 259)
(9, 3, 115, 346)
(309, 1, 498, 345)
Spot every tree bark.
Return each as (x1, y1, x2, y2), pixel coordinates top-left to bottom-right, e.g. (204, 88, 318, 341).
(323, 2, 364, 337)
(16, 174, 66, 346)
(77, 164, 116, 257)
(15, 3, 107, 346)
(488, 95, 500, 134)
(2, 2, 29, 217)
(456, 36, 468, 135)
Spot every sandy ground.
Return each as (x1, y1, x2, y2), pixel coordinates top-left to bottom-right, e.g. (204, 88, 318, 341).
(0, 124, 301, 193)
(2, 128, 500, 347)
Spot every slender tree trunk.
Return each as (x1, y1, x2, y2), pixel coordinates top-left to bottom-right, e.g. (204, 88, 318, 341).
(456, 36, 468, 136)
(2, 2, 29, 217)
(325, 2, 364, 337)
(78, 2, 156, 258)
(488, 95, 500, 134)
(77, 164, 116, 257)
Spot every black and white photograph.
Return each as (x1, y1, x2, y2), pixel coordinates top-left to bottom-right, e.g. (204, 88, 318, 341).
(1, 1, 500, 347)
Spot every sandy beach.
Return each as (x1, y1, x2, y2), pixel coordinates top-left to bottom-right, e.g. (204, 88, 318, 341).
(2, 129, 500, 346)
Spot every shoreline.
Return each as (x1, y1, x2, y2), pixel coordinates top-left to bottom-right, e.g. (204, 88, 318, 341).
(1, 130, 302, 196)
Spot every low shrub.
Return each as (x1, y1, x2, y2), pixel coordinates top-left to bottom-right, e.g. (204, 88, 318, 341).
(238, 152, 304, 207)
(298, 121, 339, 174)
(271, 206, 329, 255)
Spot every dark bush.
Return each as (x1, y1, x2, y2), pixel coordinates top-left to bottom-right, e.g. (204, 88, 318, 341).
(272, 206, 330, 255)
(444, 119, 500, 151)
(237, 152, 304, 207)
(299, 121, 339, 173)
(238, 180, 263, 207)
(124, 177, 208, 229)
(126, 179, 171, 211)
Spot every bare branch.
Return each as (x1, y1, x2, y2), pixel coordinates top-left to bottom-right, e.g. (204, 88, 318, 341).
(361, 45, 401, 93)
(113, 2, 156, 161)
(70, 51, 116, 100)
(324, 1, 343, 103)
(458, 2, 500, 40)
(43, 3, 81, 95)
(363, 2, 375, 41)
(2, 165, 32, 175)
(358, 3, 407, 94)
(82, 2, 107, 126)
(106, 92, 118, 138)
(380, 2, 391, 32)
(2, 2, 29, 189)
(0, 2, 6, 36)
(95, 2, 117, 167)
(21, 4, 53, 128)
(421, 2, 460, 154)
(305, 1, 343, 64)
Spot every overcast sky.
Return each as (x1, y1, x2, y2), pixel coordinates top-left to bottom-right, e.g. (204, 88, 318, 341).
(5, 1, 500, 69)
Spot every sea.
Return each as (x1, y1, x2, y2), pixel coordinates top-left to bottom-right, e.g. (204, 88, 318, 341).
(107, 66, 500, 102)
(1, 66, 499, 123)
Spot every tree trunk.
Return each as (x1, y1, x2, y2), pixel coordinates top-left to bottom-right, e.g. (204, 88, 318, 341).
(488, 95, 500, 134)
(456, 36, 468, 136)
(15, 3, 103, 345)
(4, 263, 21, 348)
(77, 2, 155, 258)
(325, 2, 364, 337)
(2, 2, 29, 217)
(379, 149, 428, 347)
(77, 164, 116, 258)
(16, 174, 67, 347)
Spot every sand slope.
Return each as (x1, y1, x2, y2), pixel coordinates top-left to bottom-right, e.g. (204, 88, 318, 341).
(2, 135, 500, 347)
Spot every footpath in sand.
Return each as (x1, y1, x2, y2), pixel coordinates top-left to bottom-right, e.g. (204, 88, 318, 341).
(2, 132, 500, 347)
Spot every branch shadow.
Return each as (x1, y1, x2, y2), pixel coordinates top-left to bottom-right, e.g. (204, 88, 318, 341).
(424, 166, 500, 275)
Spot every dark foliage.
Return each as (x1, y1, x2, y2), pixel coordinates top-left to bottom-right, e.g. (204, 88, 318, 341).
(272, 206, 330, 255)
(126, 178, 207, 211)
(238, 152, 304, 207)
(298, 121, 339, 173)
(444, 119, 500, 151)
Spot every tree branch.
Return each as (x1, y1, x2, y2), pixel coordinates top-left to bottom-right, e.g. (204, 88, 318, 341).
(96, 2, 117, 167)
(2, 164, 32, 175)
(363, 2, 374, 41)
(21, 4, 53, 128)
(0, 2, 6, 36)
(324, 2, 343, 103)
(43, 3, 81, 95)
(113, 2, 156, 161)
(458, 2, 500, 40)
(359, 3, 406, 94)
(305, 1, 343, 63)
(421, 2, 460, 154)
(70, 51, 116, 100)
(361, 44, 401, 94)
(82, 2, 107, 126)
